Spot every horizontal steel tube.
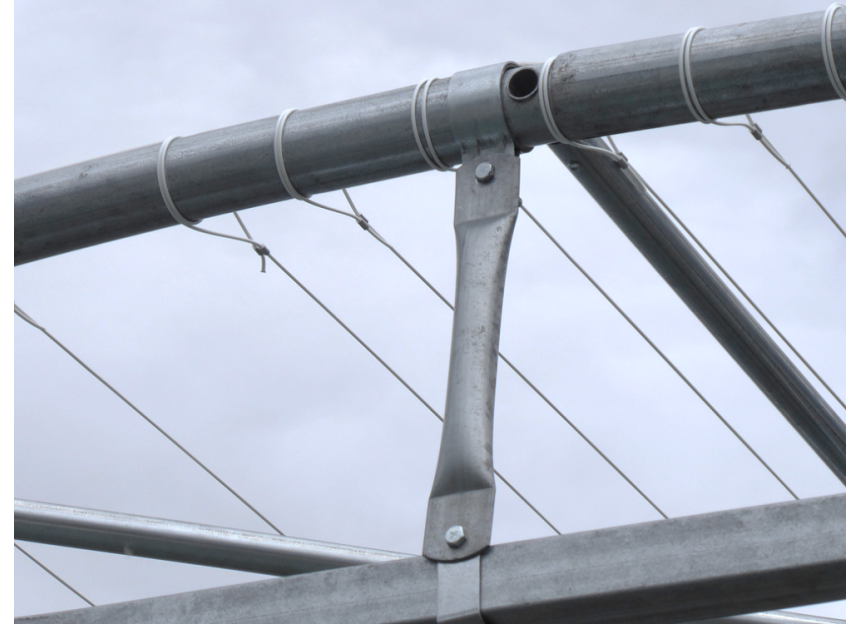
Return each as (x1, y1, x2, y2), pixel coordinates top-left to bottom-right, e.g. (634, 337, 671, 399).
(14, 499, 408, 577)
(14, 10, 843, 265)
(15, 500, 843, 624)
(17, 494, 844, 623)
(549, 139, 845, 482)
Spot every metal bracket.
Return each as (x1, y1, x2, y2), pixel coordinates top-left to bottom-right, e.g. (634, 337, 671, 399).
(423, 62, 521, 564)
(437, 554, 485, 623)
(447, 62, 519, 159)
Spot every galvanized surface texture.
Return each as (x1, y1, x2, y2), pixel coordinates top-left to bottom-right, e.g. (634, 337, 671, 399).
(14, 11, 844, 265)
(437, 556, 485, 624)
(422, 62, 520, 562)
(17, 494, 844, 624)
(446, 62, 519, 159)
(15, 499, 408, 577)
(14, 6, 845, 621)
(549, 139, 845, 482)
(422, 154, 520, 561)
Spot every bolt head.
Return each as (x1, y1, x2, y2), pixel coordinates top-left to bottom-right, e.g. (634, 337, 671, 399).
(475, 162, 494, 183)
(445, 525, 466, 548)
(568, 162, 581, 171)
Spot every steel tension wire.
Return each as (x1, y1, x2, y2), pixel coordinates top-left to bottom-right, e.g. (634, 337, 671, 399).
(272, 98, 594, 531)
(146, 109, 562, 539)
(158, 136, 272, 272)
(537, 63, 804, 498)
(278, 80, 808, 510)
(359, 212, 666, 520)
(13, 305, 287, 537)
(518, 205, 799, 501)
(603, 136, 846, 411)
(275, 108, 382, 239)
(679, 27, 845, 237)
(258, 248, 562, 536)
(283, 189, 665, 524)
(14, 543, 95, 607)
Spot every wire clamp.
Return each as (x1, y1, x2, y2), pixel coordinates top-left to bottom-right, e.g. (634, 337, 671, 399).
(253, 244, 270, 272)
(157, 136, 271, 270)
(275, 109, 383, 237)
(411, 78, 457, 172)
(679, 28, 764, 136)
(538, 56, 629, 165)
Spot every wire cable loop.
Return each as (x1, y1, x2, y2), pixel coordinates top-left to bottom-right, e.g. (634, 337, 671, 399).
(822, 4, 846, 100)
(538, 56, 628, 165)
(677, 28, 845, 236)
(233, 213, 270, 272)
(679, 28, 760, 135)
(158, 136, 270, 270)
(274, 109, 388, 244)
(410, 79, 456, 172)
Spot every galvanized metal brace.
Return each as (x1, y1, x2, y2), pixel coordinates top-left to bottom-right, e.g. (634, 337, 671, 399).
(422, 61, 521, 623)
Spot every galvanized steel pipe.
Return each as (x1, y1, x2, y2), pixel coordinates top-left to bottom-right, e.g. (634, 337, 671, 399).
(17, 494, 845, 624)
(14, 499, 408, 577)
(14, 10, 844, 265)
(549, 138, 845, 482)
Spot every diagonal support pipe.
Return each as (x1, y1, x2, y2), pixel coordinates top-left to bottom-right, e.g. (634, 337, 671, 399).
(549, 139, 845, 482)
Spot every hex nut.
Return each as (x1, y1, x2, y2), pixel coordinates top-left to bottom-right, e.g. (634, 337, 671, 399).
(445, 525, 467, 548)
(475, 162, 494, 183)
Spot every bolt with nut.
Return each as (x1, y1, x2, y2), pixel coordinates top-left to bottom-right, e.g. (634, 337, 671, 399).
(445, 525, 467, 548)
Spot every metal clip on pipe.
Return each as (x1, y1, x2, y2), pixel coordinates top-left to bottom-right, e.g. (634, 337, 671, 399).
(421, 61, 521, 622)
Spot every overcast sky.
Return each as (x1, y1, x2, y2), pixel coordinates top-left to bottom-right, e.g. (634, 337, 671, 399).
(13, 0, 848, 619)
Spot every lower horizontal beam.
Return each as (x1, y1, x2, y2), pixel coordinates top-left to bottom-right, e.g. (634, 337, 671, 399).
(14, 499, 406, 577)
(17, 494, 844, 624)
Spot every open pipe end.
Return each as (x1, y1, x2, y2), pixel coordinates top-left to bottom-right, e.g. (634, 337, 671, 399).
(506, 67, 539, 101)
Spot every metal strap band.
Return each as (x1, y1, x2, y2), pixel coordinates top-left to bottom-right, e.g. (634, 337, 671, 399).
(437, 556, 484, 624)
(446, 62, 518, 159)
